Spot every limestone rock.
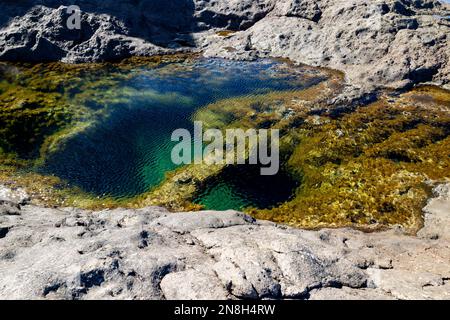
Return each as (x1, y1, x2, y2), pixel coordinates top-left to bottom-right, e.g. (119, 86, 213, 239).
(204, 0, 450, 93)
(418, 183, 450, 240)
(0, 1, 449, 94)
(0, 185, 30, 205)
(0, 183, 448, 300)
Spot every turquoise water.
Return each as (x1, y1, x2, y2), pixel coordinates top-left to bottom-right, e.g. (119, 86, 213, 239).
(42, 58, 324, 210)
(193, 164, 299, 211)
(434, 14, 450, 20)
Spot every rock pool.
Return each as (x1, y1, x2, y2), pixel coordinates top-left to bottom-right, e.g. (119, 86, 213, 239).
(1, 56, 449, 231)
(15, 58, 324, 210)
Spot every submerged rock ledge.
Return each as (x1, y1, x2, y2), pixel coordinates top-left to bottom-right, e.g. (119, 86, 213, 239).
(0, 183, 449, 300)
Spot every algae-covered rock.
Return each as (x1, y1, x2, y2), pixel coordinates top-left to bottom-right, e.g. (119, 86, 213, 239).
(168, 83, 450, 231)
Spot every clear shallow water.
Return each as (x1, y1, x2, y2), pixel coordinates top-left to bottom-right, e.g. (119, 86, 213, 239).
(41, 59, 323, 210)
(193, 165, 299, 211)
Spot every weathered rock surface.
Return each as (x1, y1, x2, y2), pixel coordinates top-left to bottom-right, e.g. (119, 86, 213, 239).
(0, 0, 276, 63)
(0, 183, 449, 300)
(0, 0, 449, 94)
(204, 0, 450, 95)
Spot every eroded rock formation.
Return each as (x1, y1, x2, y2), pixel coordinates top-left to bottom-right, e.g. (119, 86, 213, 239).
(0, 184, 448, 300)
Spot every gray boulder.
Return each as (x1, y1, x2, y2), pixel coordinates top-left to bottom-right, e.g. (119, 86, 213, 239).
(0, 0, 276, 62)
(0, 5, 168, 63)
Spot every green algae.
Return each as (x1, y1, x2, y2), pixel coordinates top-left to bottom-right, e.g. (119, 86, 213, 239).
(0, 54, 198, 208)
(153, 79, 450, 233)
(216, 30, 238, 37)
(1, 56, 449, 233)
(251, 92, 450, 232)
(1, 54, 197, 159)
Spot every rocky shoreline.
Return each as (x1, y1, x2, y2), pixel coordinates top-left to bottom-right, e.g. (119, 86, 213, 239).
(1, 0, 450, 300)
(0, 0, 449, 97)
(0, 184, 449, 300)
